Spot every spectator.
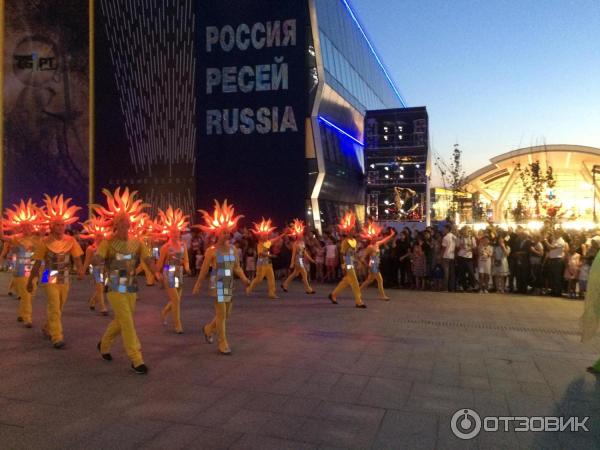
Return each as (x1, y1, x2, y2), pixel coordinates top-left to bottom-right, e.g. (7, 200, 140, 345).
(395, 231, 412, 288)
(527, 233, 544, 295)
(325, 238, 337, 282)
(456, 226, 477, 292)
(545, 233, 567, 297)
(411, 235, 427, 290)
(492, 233, 510, 294)
(477, 235, 493, 293)
(441, 224, 457, 292)
(564, 245, 581, 299)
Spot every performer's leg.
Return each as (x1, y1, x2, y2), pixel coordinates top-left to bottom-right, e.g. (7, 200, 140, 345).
(282, 268, 299, 290)
(142, 262, 155, 285)
(331, 275, 350, 299)
(375, 272, 389, 299)
(247, 265, 266, 294)
(300, 268, 314, 293)
(105, 292, 143, 366)
(95, 283, 108, 313)
(214, 301, 233, 353)
(15, 277, 33, 324)
(45, 285, 65, 344)
(266, 265, 277, 298)
(360, 273, 376, 291)
(170, 287, 183, 333)
(346, 270, 363, 305)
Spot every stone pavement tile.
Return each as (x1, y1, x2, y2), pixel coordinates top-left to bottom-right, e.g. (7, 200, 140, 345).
(295, 381, 363, 404)
(372, 410, 437, 450)
(139, 424, 213, 450)
(506, 394, 562, 417)
(489, 378, 522, 395)
(476, 428, 520, 450)
(243, 392, 290, 413)
(408, 383, 475, 415)
(259, 414, 308, 440)
(293, 417, 378, 449)
(473, 390, 510, 416)
(519, 381, 554, 398)
(356, 377, 412, 410)
(376, 364, 432, 383)
(460, 361, 488, 378)
(223, 409, 276, 434)
(281, 396, 321, 417)
(334, 373, 370, 389)
(313, 401, 385, 426)
(78, 417, 172, 450)
(307, 371, 342, 386)
(459, 375, 491, 391)
(430, 371, 462, 388)
(229, 433, 316, 450)
(123, 398, 219, 424)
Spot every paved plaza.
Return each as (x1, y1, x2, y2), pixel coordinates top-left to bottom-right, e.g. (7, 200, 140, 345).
(1, 273, 600, 449)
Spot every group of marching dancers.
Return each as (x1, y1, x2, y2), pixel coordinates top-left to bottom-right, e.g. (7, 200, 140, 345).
(2, 187, 394, 375)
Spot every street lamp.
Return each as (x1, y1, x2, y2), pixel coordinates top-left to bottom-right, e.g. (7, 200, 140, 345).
(593, 165, 600, 223)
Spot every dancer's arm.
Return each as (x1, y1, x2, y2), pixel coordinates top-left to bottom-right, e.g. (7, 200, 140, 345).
(193, 247, 214, 294)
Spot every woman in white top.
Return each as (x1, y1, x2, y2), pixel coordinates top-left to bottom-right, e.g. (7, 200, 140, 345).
(477, 235, 493, 293)
(492, 234, 511, 294)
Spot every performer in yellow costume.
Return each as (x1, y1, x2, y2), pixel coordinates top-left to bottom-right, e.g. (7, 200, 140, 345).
(27, 195, 84, 348)
(1, 199, 41, 327)
(246, 217, 286, 299)
(281, 219, 316, 295)
(1, 241, 16, 296)
(92, 187, 160, 374)
(359, 222, 395, 300)
(192, 200, 250, 355)
(156, 207, 191, 334)
(133, 214, 157, 286)
(328, 212, 365, 308)
(81, 216, 111, 315)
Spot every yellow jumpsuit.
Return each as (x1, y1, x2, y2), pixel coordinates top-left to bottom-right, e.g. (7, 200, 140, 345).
(2, 242, 16, 295)
(33, 236, 84, 344)
(98, 238, 150, 367)
(11, 235, 40, 325)
(359, 244, 389, 300)
(158, 242, 190, 333)
(282, 240, 315, 293)
(83, 243, 108, 314)
(246, 240, 277, 298)
(331, 238, 364, 306)
(197, 245, 249, 354)
(135, 238, 157, 285)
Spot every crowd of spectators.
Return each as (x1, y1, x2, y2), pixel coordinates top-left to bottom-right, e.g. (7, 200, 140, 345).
(3, 222, 598, 300)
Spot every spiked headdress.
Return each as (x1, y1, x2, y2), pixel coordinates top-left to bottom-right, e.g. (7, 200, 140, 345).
(196, 200, 243, 234)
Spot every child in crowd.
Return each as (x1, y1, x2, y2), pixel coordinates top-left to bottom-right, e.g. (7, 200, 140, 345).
(579, 254, 591, 299)
(564, 247, 581, 299)
(478, 235, 493, 293)
(411, 237, 427, 290)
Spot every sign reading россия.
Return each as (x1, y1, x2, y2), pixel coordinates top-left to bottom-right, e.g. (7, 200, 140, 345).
(204, 20, 299, 135)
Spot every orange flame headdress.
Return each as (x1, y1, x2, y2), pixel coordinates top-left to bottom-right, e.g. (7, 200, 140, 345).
(360, 221, 382, 240)
(3, 199, 40, 231)
(338, 211, 356, 234)
(91, 187, 149, 225)
(156, 207, 190, 234)
(132, 213, 155, 238)
(288, 218, 305, 237)
(39, 194, 81, 225)
(196, 200, 243, 234)
(252, 217, 276, 237)
(80, 216, 111, 240)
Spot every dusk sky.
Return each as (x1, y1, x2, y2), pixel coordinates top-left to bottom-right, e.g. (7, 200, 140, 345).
(351, 0, 600, 178)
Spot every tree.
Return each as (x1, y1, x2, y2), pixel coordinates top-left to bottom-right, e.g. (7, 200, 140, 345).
(515, 160, 556, 217)
(435, 144, 467, 219)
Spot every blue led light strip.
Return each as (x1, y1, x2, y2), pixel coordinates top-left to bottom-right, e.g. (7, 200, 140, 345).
(318, 116, 364, 146)
(340, 0, 407, 106)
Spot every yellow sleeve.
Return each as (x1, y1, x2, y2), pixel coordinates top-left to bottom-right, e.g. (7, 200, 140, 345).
(70, 239, 84, 258)
(138, 240, 151, 260)
(32, 241, 47, 260)
(96, 240, 109, 259)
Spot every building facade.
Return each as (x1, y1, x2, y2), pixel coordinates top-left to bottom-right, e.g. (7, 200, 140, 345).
(0, 0, 406, 227)
(364, 107, 429, 222)
(196, 0, 407, 229)
(463, 145, 600, 224)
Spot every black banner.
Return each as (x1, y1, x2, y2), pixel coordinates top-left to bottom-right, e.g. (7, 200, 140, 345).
(196, 0, 309, 224)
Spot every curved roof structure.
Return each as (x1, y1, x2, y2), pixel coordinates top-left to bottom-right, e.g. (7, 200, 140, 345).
(463, 144, 600, 221)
